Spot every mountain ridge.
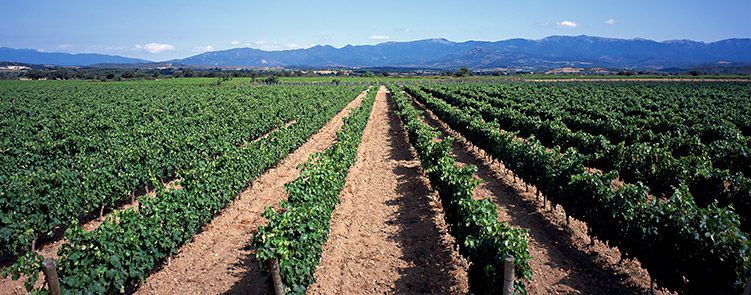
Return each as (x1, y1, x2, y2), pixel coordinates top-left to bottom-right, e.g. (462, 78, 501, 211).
(0, 47, 151, 66)
(2, 35, 750, 69)
(171, 35, 751, 69)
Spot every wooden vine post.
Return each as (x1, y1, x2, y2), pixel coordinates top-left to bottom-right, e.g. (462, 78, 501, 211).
(502, 256, 515, 295)
(42, 257, 61, 295)
(270, 258, 285, 295)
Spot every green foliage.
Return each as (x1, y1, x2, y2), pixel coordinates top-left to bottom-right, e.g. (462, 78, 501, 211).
(420, 82, 751, 231)
(253, 87, 376, 294)
(264, 76, 280, 84)
(389, 86, 532, 294)
(0, 80, 363, 292)
(455, 67, 472, 77)
(405, 84, 751, 294)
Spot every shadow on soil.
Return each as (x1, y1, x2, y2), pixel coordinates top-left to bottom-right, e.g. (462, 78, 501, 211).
(217, 93, 466, 294)
(384, 93, 466, 294)
(221, 231, 273, 295)
(412, 97, 651, 294)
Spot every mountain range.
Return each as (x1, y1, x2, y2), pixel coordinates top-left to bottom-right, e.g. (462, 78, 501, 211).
(2, 35, 751, 70)
(0, 47, 149, 67)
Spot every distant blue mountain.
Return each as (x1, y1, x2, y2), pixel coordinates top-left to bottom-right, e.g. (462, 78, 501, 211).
(3, 35, 751, 69)
(173, 35, 751, 69)
(0, 47, 150, 66)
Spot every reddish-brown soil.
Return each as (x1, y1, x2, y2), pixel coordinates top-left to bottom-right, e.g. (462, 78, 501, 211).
(308, 86, 469, 294)
(2, 85, 689, 294)
(410, 95, 672, 294)
(133, 90, 369, 295)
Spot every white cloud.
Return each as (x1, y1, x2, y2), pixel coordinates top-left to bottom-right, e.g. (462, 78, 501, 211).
(249, 40, 306, 51)
(56, 44, 74, 51)
(369, 35, 390, 40)
(134, 43, 175, 53)
(605, 19, 617, 25)
(193, 45, 214, 53)
(556, 21, 578, 28)
(230, 40, 241, 45)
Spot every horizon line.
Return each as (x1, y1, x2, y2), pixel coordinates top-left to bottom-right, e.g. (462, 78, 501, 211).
(3, 34, 751, 63)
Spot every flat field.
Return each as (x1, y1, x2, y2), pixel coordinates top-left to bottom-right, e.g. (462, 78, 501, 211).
(1, 77, 749, 294)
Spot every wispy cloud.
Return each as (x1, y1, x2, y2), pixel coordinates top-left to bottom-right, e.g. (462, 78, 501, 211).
(556, 21, 577, 28)
(230, 40, 241, 45)
(134, 43, 175, 53)
(56, 44, 74, 51)
(193, 45, 214, 53)
(605, 19, 617, 25)
(369, 35, 390, 40)
(249, 40, 306, 51)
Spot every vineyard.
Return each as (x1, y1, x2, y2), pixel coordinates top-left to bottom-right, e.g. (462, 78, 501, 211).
(0, 78, 750, 294)
(404, 81, 751, 293)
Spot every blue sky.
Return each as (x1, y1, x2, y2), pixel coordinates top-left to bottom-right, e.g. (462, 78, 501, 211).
(1, 0, 750, 61)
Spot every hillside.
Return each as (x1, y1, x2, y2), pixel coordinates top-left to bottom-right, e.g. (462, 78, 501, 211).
(3, 35, 751, 70)
(173, 35, 751, 69)
(0, 47, 151, 66)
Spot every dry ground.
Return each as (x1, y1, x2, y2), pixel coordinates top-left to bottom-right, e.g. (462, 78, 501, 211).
(134, 90, 368, 295)
(308, 86, 469, 294)
(1, 85, 679, 295)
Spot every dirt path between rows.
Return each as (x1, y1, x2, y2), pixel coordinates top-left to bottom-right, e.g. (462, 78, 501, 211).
(308, 86, 469, 294)
(134, 89, 369, 295)
(410, 95, 669, 294)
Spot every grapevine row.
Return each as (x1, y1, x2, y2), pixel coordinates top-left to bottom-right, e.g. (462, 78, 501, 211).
(0, 81, 362, 263)
(466, 82, 751, 177)
(9, 85, 366, 293)
(405, 85, 751, 294)
(390, 85, 532, 294)
(420, 84, 751, 230)
(253, 87, 377, 294)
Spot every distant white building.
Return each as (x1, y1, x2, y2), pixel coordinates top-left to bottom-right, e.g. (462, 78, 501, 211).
(0, 65, 31, 71)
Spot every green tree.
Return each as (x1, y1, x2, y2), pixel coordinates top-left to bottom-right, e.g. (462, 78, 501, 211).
(455, 67, 472, 77)
(264, 76, 280, 84)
